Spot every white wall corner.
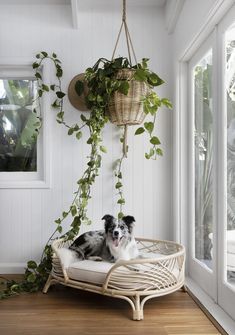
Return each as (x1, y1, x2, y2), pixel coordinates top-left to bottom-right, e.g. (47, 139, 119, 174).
(71, 0, 79, 29)
(165, 0, 185, 35)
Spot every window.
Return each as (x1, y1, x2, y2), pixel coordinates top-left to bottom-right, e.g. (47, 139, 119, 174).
(193, 50, 213, 270)
(0, 78, 38, 172)
(183, 4, 235, 322)
(226, 21, 235, 286)
(0, 64, 50, 188)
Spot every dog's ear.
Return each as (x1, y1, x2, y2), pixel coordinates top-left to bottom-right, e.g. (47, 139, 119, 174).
(102, 214, 114, 222)
(122, 215, 135, 233)
(102, 214, 114, 233)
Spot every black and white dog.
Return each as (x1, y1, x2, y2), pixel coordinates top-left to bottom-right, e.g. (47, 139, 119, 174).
(69, 214, 139, 262)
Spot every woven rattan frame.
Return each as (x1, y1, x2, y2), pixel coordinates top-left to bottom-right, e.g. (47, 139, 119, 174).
(43, 237, 185, 321)
(107, 69, 149, 126)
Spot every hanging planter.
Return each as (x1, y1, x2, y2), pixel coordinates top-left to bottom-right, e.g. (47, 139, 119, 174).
(108, 69, 149, 126)
(107, 0, 149, 129)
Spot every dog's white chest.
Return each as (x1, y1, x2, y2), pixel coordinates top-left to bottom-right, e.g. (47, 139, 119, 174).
(109, 238, 139, 261)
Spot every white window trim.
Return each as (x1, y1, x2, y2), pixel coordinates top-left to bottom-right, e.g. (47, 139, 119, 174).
(0, 58, 51, 189)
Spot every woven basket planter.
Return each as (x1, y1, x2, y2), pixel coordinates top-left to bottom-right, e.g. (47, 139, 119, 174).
(108, 69, 149, 126)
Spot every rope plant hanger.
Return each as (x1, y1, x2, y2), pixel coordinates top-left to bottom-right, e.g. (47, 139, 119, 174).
(108, 0, 149, 157)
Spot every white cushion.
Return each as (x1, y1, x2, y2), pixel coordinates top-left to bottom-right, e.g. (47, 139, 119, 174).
(66, 251, 180, 286)
(67, 260, 113, 284)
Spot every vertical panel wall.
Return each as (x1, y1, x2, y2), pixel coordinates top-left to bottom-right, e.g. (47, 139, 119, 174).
(0, 1, 172, 273)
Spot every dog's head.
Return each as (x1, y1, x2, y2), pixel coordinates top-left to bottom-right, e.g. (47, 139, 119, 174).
(102, 214, 135, 247)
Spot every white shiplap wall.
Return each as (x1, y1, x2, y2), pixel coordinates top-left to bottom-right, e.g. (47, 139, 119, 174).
(0, 1, 172, 273)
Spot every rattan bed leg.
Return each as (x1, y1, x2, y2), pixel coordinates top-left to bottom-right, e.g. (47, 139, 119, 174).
(181, 285, 187, 293)
(43, 274, 52, 294)
(132, 294, 144, 321)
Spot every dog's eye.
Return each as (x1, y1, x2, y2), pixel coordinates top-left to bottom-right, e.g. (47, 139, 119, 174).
(120, 225, 124, 230)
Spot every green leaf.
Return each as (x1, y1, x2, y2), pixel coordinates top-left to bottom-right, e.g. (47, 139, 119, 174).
(51, 99, 58, 108)
(71, 205, 77, 217)
(57, 111, 64, 119)
(41, 51, 48, 57)
(55, 218, 61, 224)
(27, 261, 38, 269)
(149, 148, 155, 157)
(148, 73, 164, 86)
(68, 128, 74, 135)
(100, 146, 107, 153)
(57, 226, 62, 233)
(50, 85, 55, 91)
(144, 122, 154, 133)
(141, 58, 149, 69)
(75, 80, 84, 96)
(62, 211, 68, 218)
(80, 114, 87, 122)
(27, 273, 36, 283)
(145, 153, 150, 159)
(134, 68, 147, 81)
(32, 62, 39, 69)
(38, 89, 43, 97)
(161, 98, 172, 109)
(156, 148, 163, 156)
(118, 172, 122, 179)
(96, 95, 103, 103)
(72, 216, 81, 229)
(35, 72, 42, 79)
(56, 91, 66, 99)
(117, 198, 125, 205)
(42, 84, 49, 92)
(135, 127, 145, 135)
(150, 136, 161, 145)
(118, 81, 129, 95)
(76, 131, 82, 140)
(56, 67, 63, 78)
(115, 182, 122, 189)
(52, 52, 57, 58)
(118, 212, 124, 219)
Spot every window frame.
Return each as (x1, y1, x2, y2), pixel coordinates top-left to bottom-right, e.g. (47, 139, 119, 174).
(0, 59, 51, 189)
(187, 32, 216, 300)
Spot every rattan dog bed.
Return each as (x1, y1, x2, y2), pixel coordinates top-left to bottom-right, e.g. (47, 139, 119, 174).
(43, 237, 185, 320)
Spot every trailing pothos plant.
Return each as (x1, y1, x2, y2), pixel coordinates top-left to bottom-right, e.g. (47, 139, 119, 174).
(0, 52, 172, 299)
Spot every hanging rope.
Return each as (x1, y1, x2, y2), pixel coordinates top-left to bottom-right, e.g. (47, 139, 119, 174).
(111, 0, 138, 65)
(111, 0, 138, 157)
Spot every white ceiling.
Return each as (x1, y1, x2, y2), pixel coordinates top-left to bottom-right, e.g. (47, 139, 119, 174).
(0, 0, 166, 6)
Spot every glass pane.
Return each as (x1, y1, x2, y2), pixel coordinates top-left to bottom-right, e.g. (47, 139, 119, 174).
(194, 50, 213, 270)
(226, 22, 235, 286)
(0, 78, 38, 171)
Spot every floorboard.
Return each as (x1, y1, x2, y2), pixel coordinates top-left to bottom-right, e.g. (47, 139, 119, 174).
(0, 277, 222, 335)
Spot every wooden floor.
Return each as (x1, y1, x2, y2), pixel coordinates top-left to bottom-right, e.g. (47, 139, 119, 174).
(0, 281, 222, 335)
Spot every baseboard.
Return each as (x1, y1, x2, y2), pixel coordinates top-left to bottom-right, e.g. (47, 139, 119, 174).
(0, 263, 26, 274)
(186, 277, 235, 335)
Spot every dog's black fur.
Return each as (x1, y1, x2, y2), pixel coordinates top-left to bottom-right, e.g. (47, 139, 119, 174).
(69, 214, 138, 262)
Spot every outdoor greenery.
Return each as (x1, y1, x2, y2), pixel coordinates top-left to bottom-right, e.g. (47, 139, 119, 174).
(0, 51, 172, 299)
(194, 59, 213, 262)
(0, 79, 41, 171)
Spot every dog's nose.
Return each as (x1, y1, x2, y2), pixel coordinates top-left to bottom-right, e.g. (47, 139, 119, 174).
(114, 231, 119, 237)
